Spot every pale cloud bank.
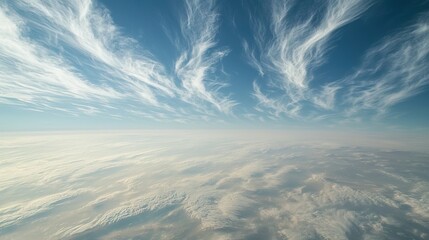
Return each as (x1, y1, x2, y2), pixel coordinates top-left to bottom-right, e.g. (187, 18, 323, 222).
(0, 131, 428, 239)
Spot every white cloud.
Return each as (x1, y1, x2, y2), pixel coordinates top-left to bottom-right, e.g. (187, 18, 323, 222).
(0, 0, 236, 122)
(245, 2, 429, 122)
(1, 0, 428, 124)
(64, 191, 186, 238)
(246, 0, 369, 118)
(0, 6, 120, 111)
(0, 131, 428, 239)
(20, 0, 175, 105)
(343, 14, 429, 115)
(312, 83, 341, 110)
(175, 0, 236, 114)
(0, 190, 88, 229)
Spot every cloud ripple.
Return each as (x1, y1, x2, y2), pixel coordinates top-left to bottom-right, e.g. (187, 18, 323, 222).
(0, 131, 428, 239)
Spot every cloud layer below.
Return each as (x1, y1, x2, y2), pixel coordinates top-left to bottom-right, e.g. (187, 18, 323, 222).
(0, 131, 428, 239)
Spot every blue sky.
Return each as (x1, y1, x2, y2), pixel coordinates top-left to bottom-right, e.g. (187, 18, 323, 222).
(0, 0, 428, 131)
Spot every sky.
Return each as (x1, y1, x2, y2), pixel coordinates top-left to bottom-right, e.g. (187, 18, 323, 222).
(0, 0, 429, 131)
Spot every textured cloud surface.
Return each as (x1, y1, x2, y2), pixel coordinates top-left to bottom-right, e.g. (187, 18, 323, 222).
(0, 131, 428, 239)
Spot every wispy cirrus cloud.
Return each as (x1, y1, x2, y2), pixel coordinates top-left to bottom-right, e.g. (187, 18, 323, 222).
(175, 0, 236, 114)
(0, 6, 119, 112)
(1, 0, 428, 125)
(252, 81, 291, 118)
(342, 14, 429, 116)
(0, 0, 235, 122)
(18, 0, 177, 106)
(248, 0, 370, 118)
(246, 0, 429, 123)
(312, 83, 341, 111)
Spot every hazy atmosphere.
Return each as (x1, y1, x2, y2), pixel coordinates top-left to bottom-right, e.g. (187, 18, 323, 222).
(0, 0, 428, 239)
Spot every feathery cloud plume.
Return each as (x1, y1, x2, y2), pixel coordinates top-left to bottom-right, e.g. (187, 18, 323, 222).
(0, 6, 119, 111)
(246, 0, 369, 118)
(343, 14, 429, 116)
(0, 0, 235, 122)
(175, 0, 236, 114)
(20, 0, 176, 106)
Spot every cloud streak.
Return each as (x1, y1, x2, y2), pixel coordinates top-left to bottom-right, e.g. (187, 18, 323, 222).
(0, 0, 428, 125)
(248, 0, 370, 118)
(246, 1, 429, 123)
(342, 14, 429, 116)
(0, 6, 119, 112)
(0, 0, 235, 122)
(20, 0, 176, 106)
(175, 0, 236, 114)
